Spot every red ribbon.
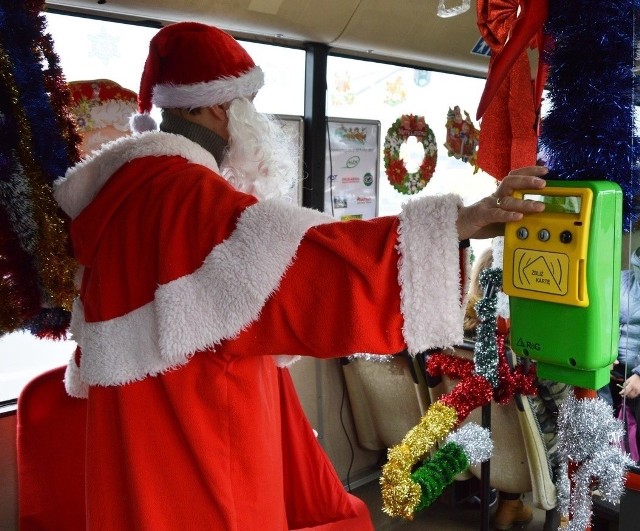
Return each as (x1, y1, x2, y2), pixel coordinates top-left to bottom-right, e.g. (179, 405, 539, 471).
(399, 114, 426, 138)
(426, 342, 537, 424)
(475, 0, 548, 180)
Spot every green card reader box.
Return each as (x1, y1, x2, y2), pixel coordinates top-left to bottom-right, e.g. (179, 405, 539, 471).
(502, 180, 622, 389)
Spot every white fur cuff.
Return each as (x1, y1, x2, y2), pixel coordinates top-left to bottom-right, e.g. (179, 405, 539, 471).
(397, 194, 465, 353)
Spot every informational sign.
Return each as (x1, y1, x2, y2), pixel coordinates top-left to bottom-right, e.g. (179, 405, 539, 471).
(277, 114, 304, 206)
(511, 249, 569, 297)
(324, 118, 380, 220)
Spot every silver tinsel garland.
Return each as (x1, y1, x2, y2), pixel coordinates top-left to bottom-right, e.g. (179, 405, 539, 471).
(445, 423, 493, 464)
(556, 393, 633, 530)
(0, 161, 39, 253)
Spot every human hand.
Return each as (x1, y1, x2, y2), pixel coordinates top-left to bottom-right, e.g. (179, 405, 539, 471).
(620, 373, 640, 399)
(456, 166, 548, 240)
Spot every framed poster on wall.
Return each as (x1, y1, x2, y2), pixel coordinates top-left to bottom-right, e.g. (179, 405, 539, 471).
(276, 114, 304, 206)
(324, 118, 381, 220)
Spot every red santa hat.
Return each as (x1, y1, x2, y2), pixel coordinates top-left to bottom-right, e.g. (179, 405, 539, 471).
(131, 22, 264, 133)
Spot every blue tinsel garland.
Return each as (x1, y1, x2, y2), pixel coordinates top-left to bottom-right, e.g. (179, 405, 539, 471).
(0, 4, 72, 181)
(539, 0, 640, 230)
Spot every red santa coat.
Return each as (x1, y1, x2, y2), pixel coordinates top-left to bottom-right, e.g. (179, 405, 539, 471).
(54, 132, 467, 530)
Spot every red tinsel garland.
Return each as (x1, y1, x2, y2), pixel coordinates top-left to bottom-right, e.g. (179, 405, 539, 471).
(426, 334, 537, 422)
(440, 373, 494, 422)
(0, 209, 41, 331)
(493, 332, 538, 403)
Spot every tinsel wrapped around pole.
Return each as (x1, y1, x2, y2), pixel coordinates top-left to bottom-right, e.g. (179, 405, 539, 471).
(410, 423, 493, 511)
(556, 393, 633, 530)
(0, 0, 81, 338)
(473, 267, 501, 388)
(537, 4, 639, 525)
(381, 268, 537, 520)
(538, 0, 640, 230)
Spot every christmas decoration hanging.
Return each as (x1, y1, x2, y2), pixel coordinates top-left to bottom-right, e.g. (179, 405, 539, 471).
(380, 262, 537, 519)
(410, 423, 493, 511)
(555, 393, 633, 530)
(539, 0, 640, 230)
(474, 0, 543, 180)
(443, 106, 479, 170)
(0, 1, 81, 338)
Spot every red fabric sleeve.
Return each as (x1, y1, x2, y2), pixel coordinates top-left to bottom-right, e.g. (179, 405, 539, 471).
(278, 368, 371, 528)
(225, 216, 407, 359)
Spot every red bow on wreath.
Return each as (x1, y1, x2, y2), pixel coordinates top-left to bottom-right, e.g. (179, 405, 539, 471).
(400, 114, 427, 138)
(475, 0, 548, 180)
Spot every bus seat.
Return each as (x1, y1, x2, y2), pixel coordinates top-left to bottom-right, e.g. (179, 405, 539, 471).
(16, 365, 87, 531)
(341, 353, 430, 451)
(518, 392, 558, 511)
(426, 346, 557, 511)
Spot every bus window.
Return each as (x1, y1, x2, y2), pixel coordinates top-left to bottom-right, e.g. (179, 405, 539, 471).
(326, 55, 497, 257)
(0, 334, 74, 402)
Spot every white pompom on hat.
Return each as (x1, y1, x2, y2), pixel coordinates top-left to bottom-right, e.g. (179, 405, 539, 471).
(131, 21, 265, 133)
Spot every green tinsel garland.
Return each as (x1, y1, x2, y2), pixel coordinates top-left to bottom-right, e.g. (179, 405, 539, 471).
(410, 442, 468, 511)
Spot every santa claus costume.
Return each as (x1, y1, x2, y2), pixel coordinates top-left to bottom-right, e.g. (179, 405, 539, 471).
(67, 79, 138, 156)
(54, 22, 468, 530)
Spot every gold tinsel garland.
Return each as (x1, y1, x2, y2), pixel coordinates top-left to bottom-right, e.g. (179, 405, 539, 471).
(380, 401, 458, 518)
(0, 45, 77, 314)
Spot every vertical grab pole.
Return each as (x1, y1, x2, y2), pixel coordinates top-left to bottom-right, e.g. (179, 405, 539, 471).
(570, 387, 597, 531)
(480, 402, 492, 531)
(478, 277, 497, 531)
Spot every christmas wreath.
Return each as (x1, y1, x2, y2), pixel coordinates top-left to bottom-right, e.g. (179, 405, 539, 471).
(383, 114, 437, 195)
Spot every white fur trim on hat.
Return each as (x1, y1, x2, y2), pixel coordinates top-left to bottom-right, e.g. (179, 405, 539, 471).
(153, 65, 264, 109)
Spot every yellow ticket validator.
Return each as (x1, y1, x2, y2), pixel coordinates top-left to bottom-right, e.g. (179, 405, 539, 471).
(503, 180, 622, 389)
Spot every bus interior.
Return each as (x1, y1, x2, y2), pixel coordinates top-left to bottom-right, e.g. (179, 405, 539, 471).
(1, 1, 640, 530)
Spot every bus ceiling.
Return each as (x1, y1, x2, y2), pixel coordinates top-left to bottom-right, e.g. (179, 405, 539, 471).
(43, 0, 490, 77)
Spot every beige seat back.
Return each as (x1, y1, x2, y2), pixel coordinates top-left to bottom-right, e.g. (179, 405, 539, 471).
(342, 354, 429, 451)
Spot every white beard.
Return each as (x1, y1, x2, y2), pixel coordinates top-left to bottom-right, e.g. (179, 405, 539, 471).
(220, 98, 300, 201)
